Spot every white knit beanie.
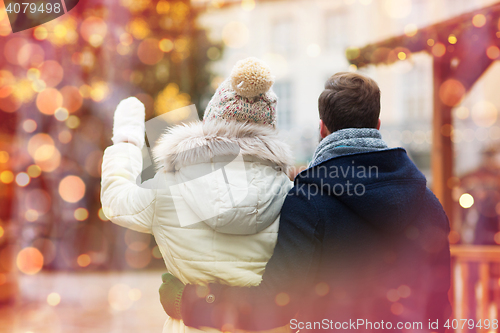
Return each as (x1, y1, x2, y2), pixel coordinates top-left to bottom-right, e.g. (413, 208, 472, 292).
(203, 57, 278, 127)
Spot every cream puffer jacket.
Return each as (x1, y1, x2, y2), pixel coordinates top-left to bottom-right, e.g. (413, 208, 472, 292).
(101, 120, 294, 333)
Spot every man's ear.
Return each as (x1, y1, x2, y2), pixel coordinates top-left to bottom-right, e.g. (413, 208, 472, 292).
(320, 119, 331, 139)
(376, 119, 381, 130)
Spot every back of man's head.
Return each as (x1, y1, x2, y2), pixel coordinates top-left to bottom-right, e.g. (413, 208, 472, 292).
(319, 72, 381, 132)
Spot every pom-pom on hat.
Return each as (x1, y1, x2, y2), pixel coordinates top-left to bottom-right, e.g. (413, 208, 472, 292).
(203, 57, 278, 127)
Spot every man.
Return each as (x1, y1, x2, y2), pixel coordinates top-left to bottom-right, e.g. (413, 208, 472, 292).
(159, 72, 451, 332)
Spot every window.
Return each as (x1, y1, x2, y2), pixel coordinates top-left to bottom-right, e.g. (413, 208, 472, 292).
(273, 81, 293, 130)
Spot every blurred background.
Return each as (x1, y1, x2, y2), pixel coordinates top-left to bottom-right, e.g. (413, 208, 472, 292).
(1, 0, 500, 331)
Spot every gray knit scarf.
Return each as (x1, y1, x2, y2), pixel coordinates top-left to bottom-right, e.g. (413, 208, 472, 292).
(309, 128, 389, 167)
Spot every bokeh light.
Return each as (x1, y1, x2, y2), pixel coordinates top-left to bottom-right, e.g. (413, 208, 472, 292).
(74, 208, 89, 221)
(154, 83, 191, 115)
(33, 26, 48, 40)
(0, 151, 8, 163)
(89, 81, 110, 102)
(315, 282, 329, 296)
(439, 79, 465, 107)
(66, 115, 81, 129)
(58, 130, 72, 144)
(36, 88, 63, 115)
(38, 60, 64, 87)
(159, 38, 174, 53)
(127, 18, 150, 40)
(454, 107, 470, 120)
(61, 86, 83, 113)
(18, 43, 45, 68)
(404, 24, 418, 37)
(27, 133, 61, 172)
(22, 119, 37, 133)
(47, 292, 61, 306)
(16, 247, 44, 275)
(391, 302, 404, 315)
(15, 172, 30, 187)
(432, 43, 446, 57)
(459, 193, 474, 209)
(398, 285, 411, 298)
(275, 292, 290, 306)
(59, 175, 86, 203)
(54, 108, 69, 121)
(80, 17, 108, 47)
(472, 14, 487, 28)
(128, 288, 142, 301)
(487, 46, 500, 60)
(77, 254, 91, 267)
(98, 208, 109, 221)
(137, 38, 164, 65)
(0, 171, 14, 184)
(4, 38, 27, 66)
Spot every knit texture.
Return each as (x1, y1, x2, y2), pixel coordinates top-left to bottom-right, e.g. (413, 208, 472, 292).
(310, 128, 388, 167)
(203, 57, 277, 127)
(159, 273, 185, 319)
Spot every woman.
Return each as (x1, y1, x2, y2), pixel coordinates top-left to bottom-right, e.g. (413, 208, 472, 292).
(101, 58, 293, 333)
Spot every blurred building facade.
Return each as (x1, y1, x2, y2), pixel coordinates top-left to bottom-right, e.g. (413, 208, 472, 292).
(195, 0, 500, 182)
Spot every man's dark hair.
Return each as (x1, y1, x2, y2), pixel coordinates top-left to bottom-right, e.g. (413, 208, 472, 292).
(319, 72, 381, 132)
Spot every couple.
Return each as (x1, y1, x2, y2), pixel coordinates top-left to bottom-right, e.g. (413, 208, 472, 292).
(101, 58, 451, 333)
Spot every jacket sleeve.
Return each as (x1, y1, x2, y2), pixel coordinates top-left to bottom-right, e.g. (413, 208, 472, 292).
(180, 187, 323, 331)
(101, 142, 156, 234)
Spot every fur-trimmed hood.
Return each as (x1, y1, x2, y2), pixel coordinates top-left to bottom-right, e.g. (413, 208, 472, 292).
(151, 120, 293, 235)
(153, 120, 293, 173)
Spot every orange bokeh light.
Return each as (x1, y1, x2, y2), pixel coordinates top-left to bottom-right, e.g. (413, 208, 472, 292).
(432, 43, 446, 57)
(26, 133, 61, 172)
(81, 17, 108, 47)
(391, 302, 404, 315)
(27, 133, 53, 157)
(0, 94, 21, 113)
(472, 14, 486, 28)
(77, 254, 91, 267)
(487, 46, 500, 60)
(38, 60, 64, 87)
(36, 88, 63, 115)
(439, 79, 465, 107)
(275, 292, 290, 306)
(4, 37, 27, 65)
(16, 247, 44, 275)
(137, 38, 163, 65)
(59, 175, 86, 203)
(61, 85, 83, 113)
(18, 43, 45, 68)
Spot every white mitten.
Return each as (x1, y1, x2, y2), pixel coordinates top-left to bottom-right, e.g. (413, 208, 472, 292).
(111, 97, 146, 149)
